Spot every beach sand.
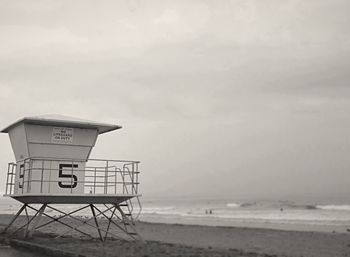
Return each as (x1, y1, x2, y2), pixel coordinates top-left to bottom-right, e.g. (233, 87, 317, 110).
(0, 214, 349, 257)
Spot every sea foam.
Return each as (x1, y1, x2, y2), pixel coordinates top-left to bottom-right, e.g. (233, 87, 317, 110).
(316, 205, 350, 211)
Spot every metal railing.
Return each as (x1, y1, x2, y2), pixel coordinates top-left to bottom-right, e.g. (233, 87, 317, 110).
(4, 157, 140, 196)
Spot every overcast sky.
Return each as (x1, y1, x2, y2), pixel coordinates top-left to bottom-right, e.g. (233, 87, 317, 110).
(0, 0, 349, 203)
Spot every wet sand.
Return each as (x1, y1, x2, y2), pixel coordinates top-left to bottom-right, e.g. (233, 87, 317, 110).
(0, 247, 45, 257)
(0, 214, 349, 257)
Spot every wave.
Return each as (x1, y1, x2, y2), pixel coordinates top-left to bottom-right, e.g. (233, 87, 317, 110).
(141, 206, 175, 214)
(316, 205, 350, 211)
(141, 208, 350, 227)
(227, 202, 257, 208)
(228, 201, 316, 210)
(283, 204, 317, 210)
(226, 203, 240, 208)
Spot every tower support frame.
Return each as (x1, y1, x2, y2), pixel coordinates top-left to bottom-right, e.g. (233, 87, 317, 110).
(1, 202, 140, 242)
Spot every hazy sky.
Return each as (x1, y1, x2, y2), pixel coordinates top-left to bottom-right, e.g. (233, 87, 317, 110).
(0, 0, 349, 202)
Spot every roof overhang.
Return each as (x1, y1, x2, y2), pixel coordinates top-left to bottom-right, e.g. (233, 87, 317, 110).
(1, 115, 122, 135)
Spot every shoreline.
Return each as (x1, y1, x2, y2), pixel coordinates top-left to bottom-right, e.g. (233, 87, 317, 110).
(139, 213, 350, 234)
(0, 214, 349, 256)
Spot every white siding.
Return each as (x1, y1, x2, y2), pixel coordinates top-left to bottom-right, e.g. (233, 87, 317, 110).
(25, 124, 98, 160)
(8, 123, 29, 161)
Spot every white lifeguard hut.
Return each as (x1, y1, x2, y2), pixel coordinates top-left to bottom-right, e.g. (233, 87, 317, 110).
(1, 114, 141, 241)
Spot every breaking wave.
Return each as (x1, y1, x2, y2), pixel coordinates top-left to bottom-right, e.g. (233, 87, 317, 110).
(226, 203, 240, 208)
(316, 205, 350, 211)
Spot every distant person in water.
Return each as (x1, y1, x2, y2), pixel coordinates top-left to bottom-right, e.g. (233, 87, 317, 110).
(205, 209, 213, 214)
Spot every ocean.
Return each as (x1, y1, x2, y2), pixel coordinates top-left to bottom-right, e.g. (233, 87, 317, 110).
(1, 196, 350, 233)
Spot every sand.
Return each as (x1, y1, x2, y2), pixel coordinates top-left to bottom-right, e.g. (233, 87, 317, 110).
(0, 214, 349, 257)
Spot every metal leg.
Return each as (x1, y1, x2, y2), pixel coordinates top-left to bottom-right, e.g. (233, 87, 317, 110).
(104, 206, 117, 241)
(10, 206, 41, 237)
(24, 206, 30, 223)
(23, 205, 31, 238)
(103, 204, 123, 222)
(90, 204, 103, 241)
(94, 205, 129, 236)
(2, 204, 27, 233)
(26, 204, 47, 238)
(95, 205, 129, 240)
(97, 204, 140, 240)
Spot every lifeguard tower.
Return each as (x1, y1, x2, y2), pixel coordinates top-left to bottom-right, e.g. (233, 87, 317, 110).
(1, 114, 141, 241)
